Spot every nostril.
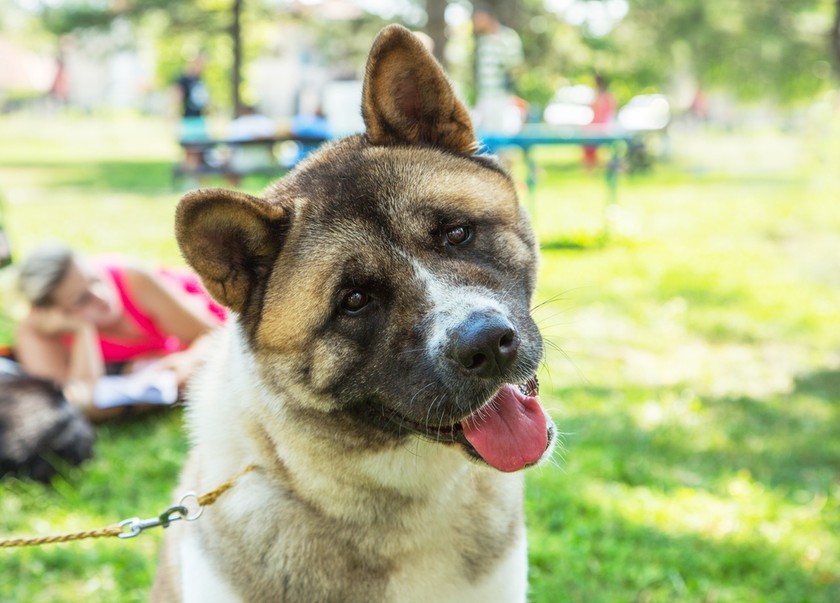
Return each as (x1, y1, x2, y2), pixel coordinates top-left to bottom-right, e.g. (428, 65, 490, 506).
(465, 353, 487, 370)
(499, 329, 515, 350)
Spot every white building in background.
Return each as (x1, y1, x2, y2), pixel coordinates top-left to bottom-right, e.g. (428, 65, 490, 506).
(0, 36, 54, 103)
(250, 26, 314, 119)
(246, 22, 366, 133)
(60, 20, 157, 112)
(0, 18, 157, 114)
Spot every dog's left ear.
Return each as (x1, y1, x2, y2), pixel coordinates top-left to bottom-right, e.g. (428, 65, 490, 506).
(362, 24, 476, 155)
(175, 188, 288, 314)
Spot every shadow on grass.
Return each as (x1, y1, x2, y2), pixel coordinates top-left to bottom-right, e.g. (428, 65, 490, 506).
(540, 236, 607, 251)
(4, 160, 176, 192)
(794, 368, 840, 401)
(551, 382, 839, 496)
(4, 158, 289, 196)
(526, 477, 839, 603)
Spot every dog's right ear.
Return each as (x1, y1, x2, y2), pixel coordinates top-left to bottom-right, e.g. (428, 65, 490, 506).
(176, 188, 288, 314)
(362, 24, 476, 155)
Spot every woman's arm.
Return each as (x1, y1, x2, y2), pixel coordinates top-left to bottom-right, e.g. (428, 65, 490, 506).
(124, 266, 217, 341)
(15, 309, 117, 421)
(15, 308, 105, 385)
(122, 266, 219, 386)
(66, 321, 105, 384)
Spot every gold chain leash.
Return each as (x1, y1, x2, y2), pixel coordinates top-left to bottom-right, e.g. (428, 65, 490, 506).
(0, 464, 256, 549)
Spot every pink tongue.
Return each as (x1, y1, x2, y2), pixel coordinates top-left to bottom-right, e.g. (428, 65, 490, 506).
(461, 385, 548, 472)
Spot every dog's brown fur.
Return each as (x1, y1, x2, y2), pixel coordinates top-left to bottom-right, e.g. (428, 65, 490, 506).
(151, 25, 554, 603)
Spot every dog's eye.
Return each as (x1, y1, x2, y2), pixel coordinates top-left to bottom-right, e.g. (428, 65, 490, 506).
(444, 225, 472, 246)
(341, 290, 370, 315)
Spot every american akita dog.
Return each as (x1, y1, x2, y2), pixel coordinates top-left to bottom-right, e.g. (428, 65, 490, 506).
(151, 24, 556, 603)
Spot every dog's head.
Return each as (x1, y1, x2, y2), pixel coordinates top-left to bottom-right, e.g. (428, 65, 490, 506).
(177, 25, 555, 472)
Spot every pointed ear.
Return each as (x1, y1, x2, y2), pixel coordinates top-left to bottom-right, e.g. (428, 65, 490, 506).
(175, 188, 288, 314)
(362, 24, 477, 155)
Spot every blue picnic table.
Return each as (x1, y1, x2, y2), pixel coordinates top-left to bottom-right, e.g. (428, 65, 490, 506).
(177, 123, 637, 231)
(477, 124, 637, 238)
(478, 124, 636, 205)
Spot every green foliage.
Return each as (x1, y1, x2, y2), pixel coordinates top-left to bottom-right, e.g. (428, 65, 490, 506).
(42, 0, 226, 37)
(0, 113, 839, 601)
(507, 0, 839, 106)
(622, 0, 835, 103)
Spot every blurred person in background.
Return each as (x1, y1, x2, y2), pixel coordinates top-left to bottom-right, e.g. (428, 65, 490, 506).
(14, 243, 225, 422)
(583, 73, 617, 170)
(175, 53, 211, 171)
(225, 103, 277, 186)
(48, 47, 70, 108)
(175, 53, 210, 137)
(472, 5, 525, 134)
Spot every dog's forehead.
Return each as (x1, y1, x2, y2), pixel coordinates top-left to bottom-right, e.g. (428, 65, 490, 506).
(282, 143, 520, 243)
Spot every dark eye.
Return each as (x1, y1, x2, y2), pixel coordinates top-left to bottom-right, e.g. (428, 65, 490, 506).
(444, 225, 472, 246)
(340, 290, 370, 315)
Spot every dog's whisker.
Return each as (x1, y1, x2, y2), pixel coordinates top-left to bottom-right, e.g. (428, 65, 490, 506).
(534, 317, 578, 332)
(529, 286, 590, 313)
(397, 347, 427, 357)
(423, 392, 440, 433)
(437, 394, 449, 430)
(409, 382, 435, 408)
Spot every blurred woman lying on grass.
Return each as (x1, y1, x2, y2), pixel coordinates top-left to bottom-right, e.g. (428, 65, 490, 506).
(14, 242, 225, 422)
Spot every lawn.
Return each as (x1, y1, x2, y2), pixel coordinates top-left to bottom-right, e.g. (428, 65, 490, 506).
(0, 111, 838, 603)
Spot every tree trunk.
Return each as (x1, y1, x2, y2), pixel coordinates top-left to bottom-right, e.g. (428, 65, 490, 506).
(832, 0, 840, 79)
(231, 0, 244, 116)
(426, 0, 448, 65)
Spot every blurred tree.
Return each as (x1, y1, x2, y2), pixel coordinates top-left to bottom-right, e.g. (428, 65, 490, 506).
(305, 15, 390, 79)
(232, 0, 244, 115)
(832, 0, 840, 75)
(523, 0, 838, 106)
(615, 0, 836, 103)
(426, 0, 448, 63)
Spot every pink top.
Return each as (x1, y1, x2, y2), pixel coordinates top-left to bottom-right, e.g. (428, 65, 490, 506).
(591, 91, 616, 125)
(65, 261, 226, 363)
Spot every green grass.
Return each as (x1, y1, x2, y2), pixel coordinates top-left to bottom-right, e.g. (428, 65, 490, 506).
(1, 112, 838, 602)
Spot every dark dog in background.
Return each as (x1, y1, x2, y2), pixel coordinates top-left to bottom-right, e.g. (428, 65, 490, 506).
(0, 372, 94, 482)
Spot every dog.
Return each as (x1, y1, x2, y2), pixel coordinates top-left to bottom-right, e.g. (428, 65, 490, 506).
(0, 373, 95, 482)
(151, 24, 556, 603)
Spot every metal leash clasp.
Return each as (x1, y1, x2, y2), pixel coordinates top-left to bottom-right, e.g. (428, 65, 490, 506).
(118, 505, 188, 539)
(117, 491, 204, 539)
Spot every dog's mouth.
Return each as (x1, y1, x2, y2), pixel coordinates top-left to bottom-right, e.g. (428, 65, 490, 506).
(391, 376, 551, 472)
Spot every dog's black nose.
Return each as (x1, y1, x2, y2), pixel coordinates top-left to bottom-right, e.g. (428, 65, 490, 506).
(449, 312, 519, 377)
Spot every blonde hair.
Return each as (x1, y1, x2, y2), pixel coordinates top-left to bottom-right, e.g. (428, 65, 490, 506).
(18, 242, 75, 307)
